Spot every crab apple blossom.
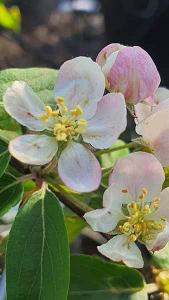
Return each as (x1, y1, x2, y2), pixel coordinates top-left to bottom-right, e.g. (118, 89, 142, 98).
(96, 43, 160, 105)
(84, 152, 169, 268)
(3, 56, 127, 193)
(135, 87, 169, 126)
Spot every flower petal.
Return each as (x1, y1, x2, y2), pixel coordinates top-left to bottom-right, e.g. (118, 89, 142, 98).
(138, 109, 169, 166)
(146, 222, 169, 252)
(154, 87, 169, 104)
(110, 46, 161, 104)
(84, 208, 118, 233)
(9, 134, 58, 165)
(83, 92, 127, 149)
(54, 57, 105, 119)
(134, 102, 152, 126)
(98, 235, 144, 268)
(3, 81, 46, 131)
(84, 184, 128, 233)
(109, 152, 165, 202)
(58, 142, 101, 192)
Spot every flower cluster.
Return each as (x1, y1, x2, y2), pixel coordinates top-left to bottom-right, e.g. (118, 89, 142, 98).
(3, 42, 169, 268)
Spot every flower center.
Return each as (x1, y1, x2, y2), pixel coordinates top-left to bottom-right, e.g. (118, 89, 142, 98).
(39, 97, 87, 142)
(117, 188, 166, 244)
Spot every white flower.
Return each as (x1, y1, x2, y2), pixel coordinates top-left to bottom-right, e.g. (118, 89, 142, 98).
(3, 56, 127, 192)
(84, 152, 169, 268)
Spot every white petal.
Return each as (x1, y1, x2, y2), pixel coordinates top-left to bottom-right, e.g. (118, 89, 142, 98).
(3, 81, 46, 131)
(109, 152, 164, 202)
(84, 208, 119, 233)
(84, 184, 127, 233)
(98, 235, 144, 268)
(138, 108, 169, 166)
(154, 87, 169, 104)
(54, 57, 105, 119)
(146, 222, 169, 252)
(83, 93, 127, 149)
(9, 134, 58, 165)
(103, 184, 129, 208)
(58, 142, 101, 192)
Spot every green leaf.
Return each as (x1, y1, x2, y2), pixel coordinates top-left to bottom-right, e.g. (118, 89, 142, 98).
(0, 173, 23, 217)
(0, 129, 19, 143)
(100, 139, 130, 169)
(65, 216, 86, 243)
(68, 255, 147, 300)
(0, 139, 10, 177)
(0, 67, 57, 132)
(6, 188, 70, 300)
(0, 4, 21, 32)
(152, 241, 169, 271)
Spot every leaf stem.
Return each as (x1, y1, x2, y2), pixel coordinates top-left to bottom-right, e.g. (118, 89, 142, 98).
(95, 142, 136, 156)
(0, 173, 35, 194)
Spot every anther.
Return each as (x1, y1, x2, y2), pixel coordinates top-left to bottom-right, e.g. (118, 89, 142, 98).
(143, 204, 151, 214)
(45, 105, 53, 115)
(142, 188, 148, 195)
(70, 105, 83, 117)
(129, 234, 137, 242)
(56, 96, 65, 106)
(122, 222, 131, 233)
(121, 189, 128, 193)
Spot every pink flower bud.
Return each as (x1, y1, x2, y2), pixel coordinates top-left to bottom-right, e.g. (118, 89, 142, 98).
(96, 43, 161, 104)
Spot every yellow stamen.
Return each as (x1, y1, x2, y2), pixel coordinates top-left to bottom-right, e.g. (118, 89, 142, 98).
(143, 204, 151, 214)
(142, 187, 148, 195)
(161, 216, 167, 222)
(139, 193, 145, 200)
(121, 189, 128, 193)
(56, 96, 65, 106)
(39, 114, 49, 122)
(153, 197, 160, 203)
(122, 222, 131, 233)
(129, 234, 137, 242)
(153, 203, 159, 210)
(45, 105, 53, 115)
(70, 105, 83, 117)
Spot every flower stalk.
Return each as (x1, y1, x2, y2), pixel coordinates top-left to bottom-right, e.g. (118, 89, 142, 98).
(95, 141, 136, 156)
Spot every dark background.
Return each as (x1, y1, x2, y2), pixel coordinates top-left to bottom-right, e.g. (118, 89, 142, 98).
(0, 0, 169, 87)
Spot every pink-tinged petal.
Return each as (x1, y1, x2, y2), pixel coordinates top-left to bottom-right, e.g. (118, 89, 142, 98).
(134, 102, 152, 126)
(98, 235, 144, 268)
(138, 108, 169, 166)
(84, 184, 128, 233)
(9, 135, 58, 165)
(154, 87, 169, 104)
(109, 152, 164, 202)
(54, 57, 105, 119)
(58, 142, 101, 192)
(136, 99, 169, 135)
(98, 45, 160, 104)
(83, 92, 127, 149)
(146, 223, 169, 252)
(3, 81, 46, 131)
